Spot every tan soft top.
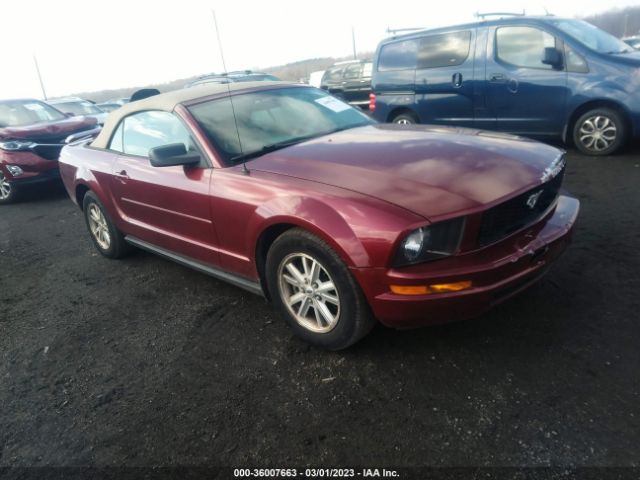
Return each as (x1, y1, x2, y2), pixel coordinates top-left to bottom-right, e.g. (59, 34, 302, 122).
(91, 81, 294, 149)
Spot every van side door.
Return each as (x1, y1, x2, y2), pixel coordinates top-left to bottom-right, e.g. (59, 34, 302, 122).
(414, 29, 476, 127)
(485, 24, 568, 137)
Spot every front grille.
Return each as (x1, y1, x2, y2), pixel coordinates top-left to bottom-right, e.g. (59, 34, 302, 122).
(30, 134, 68, 161)
(477, 166, 565, 247)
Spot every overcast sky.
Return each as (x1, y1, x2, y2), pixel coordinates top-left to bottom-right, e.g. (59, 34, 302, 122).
(1, 0, 637, 100)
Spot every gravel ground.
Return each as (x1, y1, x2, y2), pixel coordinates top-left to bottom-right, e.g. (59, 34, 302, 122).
(0, 148, 639, 476)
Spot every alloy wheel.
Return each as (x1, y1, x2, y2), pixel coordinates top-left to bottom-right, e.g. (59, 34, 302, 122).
(395, 118, 412, 125)
(578, 115, 617, 152)
(0, 172, 11, 200)
(87, 203, 111, 250)
(277, 253, 341, 333)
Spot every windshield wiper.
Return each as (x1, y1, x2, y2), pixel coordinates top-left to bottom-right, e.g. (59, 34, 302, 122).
(230, 133, 320, 163)
(607, 49, 631, 54)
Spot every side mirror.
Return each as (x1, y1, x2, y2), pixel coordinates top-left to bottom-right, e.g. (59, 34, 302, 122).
(149, 143, 201, 167)
(542, 47, 563, 68)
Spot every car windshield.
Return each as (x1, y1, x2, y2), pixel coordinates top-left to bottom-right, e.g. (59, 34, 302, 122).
(552, 19, 632, 54)
(0, 99, 66, 128)
(53, 101, 103, 115)
(188, 87, 374, 165)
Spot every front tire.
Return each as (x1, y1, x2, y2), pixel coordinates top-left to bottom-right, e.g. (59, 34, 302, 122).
(82, 191, 130, 259)
(573, 108, 625, 156)
(0, 172, 18, 205)
(266, 228, 376, 350)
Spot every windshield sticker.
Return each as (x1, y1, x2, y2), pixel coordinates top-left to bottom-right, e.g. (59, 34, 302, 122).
(23, 103, 45, 111)
(315, 96, 351, 113)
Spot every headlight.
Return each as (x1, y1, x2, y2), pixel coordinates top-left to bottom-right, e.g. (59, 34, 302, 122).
(394, 217, 465, 266)
(0, 140, 35, 151)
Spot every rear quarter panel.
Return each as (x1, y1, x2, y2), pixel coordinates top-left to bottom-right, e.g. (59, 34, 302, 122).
(59, 145, 119, 221)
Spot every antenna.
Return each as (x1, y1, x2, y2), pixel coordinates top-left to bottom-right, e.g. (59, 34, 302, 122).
(212, 10, 249, 175)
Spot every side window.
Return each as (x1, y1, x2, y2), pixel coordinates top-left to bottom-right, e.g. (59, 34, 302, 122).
(496, 26, 556, 70)
(565, 44, 589, 73)
(109, 122, 124, 152)
(121, 111, 195, 157)
(378, 40, 418, 71)
(418, 31, 472, 69)
(323, 67, 344, 82)
(362, 62, 373, 77)
(343, 64, 363, 80)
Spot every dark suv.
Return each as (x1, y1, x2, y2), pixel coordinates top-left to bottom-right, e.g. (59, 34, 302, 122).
(0, 99, 98, 204)
(320, 60, 372, 110)
(185, 71, 279, 88)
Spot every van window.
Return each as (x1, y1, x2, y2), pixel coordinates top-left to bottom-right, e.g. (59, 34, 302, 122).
(378, 40, 418, 71)
(418, 31, 472, 69)
(496, 26, 556, 70)
(565, 44, 589, 73)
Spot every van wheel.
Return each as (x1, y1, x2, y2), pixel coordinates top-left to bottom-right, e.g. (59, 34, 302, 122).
(266, 228, 376, 350)
(573, 108, 625, 156)
(391, 112, 418, 125)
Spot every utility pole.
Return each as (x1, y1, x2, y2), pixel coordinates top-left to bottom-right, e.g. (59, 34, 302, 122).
(351, 27, 357, 60)
(33, 55, 47, 100)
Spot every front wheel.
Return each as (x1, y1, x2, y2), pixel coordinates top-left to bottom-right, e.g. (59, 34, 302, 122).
(0, 172, 18, 204)
(266, 228, 376, 350)
(573, 108, 625, 156)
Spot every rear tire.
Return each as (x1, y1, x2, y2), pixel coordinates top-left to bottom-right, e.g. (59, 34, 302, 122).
(0, 172, 18, 205)
(266, 228, 376, 350)
(391, 112, 418, 125)
(82, 191, 130, 259)
(573, 108, 625, 156)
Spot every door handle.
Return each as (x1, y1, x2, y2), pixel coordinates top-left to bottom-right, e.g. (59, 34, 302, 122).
(490, 73, 507, 82)
(115, 170, 129, 183)
(452, 73, 463, 88)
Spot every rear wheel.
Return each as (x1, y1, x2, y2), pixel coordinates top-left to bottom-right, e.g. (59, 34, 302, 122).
(391, 112, 418, 125)
(82, 191, 130, 258)
(0, 172, 17, 205)
(573, 108, 625, 156)
(266, 228, 376, 350)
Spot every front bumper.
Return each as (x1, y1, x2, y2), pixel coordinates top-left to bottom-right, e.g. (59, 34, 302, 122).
(0, 150, 59, 187)
(353, 194, 580, 328)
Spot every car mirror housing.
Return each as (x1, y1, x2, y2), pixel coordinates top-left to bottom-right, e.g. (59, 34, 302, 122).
(542, 47, 563, 68)
(149, 143, 201, 167)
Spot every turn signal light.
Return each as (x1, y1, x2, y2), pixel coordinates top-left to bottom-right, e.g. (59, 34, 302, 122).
(390, 281, 472, 296)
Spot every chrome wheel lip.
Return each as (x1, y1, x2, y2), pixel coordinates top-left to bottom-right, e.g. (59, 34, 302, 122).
(0, 172, 12, 200)
(277, 252, 341, 334)
(87, 203, 111, 250)
(578, 115, 617, 152)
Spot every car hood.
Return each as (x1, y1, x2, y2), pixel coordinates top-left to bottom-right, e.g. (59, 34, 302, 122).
(250, 124, 564, 220)
(0, 116, 97, 141)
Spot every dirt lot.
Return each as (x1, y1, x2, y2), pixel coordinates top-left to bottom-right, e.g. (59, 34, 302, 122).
(1, 148, 639, 476)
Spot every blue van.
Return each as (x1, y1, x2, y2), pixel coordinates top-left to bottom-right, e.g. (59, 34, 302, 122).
(370, 15, 640, 155)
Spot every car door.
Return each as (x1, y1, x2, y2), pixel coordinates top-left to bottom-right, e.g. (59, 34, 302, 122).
(341, 63, 371, 108)
(485, 24, 568, 136)
(108, 110, 220, 267)
(414, 29, 476, 127)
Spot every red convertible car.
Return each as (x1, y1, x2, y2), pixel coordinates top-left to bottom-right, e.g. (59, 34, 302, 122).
(59, 82, 579, 349)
